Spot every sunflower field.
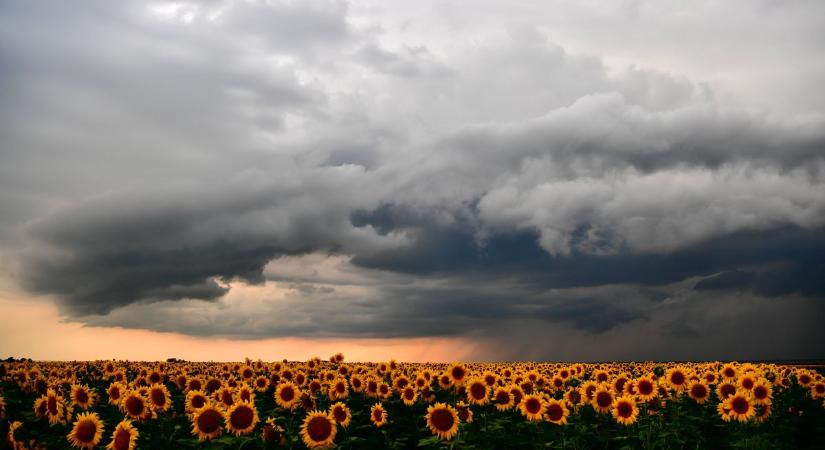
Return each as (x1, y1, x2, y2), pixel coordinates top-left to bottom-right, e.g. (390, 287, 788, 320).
(1, 356, 824, 449)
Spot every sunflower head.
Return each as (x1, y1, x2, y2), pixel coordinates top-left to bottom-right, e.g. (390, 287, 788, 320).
(224, 400, 259, 436)
(106, 419, 139, 450)
(121, 390, 149, 421)
(724, 390, 756, 423)
(300, 410, 337, 448)
(545, 399, 569, 425)
(493, 387, 514, 411)
(67, 411, 104, 450)
(191, 403, 224, 441)
(519, 394, 546, 421)
(329, 402, 352, 428)
(274, 382, 300, 409)
(466, 378, 490, 405)
(148, 384, 171, 412)
(687, 381, 710, 404)
(426, 402, 460, 440)
(371, 402, 388, 427)
(612, 395, 639, 426)
(591, 385, 614, 414)
(261, 417, 286, 445)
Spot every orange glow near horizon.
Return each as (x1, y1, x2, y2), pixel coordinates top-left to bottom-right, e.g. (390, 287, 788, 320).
(0, 291, 478, 363)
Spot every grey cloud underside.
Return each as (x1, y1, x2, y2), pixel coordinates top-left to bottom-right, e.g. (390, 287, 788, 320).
(3, 0, 825, 357)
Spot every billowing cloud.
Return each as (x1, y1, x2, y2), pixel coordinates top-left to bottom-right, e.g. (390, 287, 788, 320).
(2, 0, 824, 359)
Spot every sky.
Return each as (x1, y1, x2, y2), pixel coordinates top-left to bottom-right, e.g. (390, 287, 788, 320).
(1, 0, 824, 362)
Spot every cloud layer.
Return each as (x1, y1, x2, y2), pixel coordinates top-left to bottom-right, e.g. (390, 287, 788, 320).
(2, 0, 824, 359)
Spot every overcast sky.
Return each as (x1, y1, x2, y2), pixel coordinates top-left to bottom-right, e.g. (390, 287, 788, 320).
(1, 0, 824, 361)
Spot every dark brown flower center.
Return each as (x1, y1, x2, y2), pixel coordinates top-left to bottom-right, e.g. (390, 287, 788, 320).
(596, 391, 612, 408)
(197, 409, 222, 433)
(75, 419, 97, 442)
(151, 389, 166, 406)
(547, 404, 564, 421)
(430, 408, 455, 431)
(690, 384, 707, 399)
(731, 396, 749, 414)
(280, 386, 294, 402)
(230, 406, 254, 429)
(638, 380, 653, 395)
(617, 401, 633, 418)
(113, 428, 131, 450)
(125, 396, 144, 416)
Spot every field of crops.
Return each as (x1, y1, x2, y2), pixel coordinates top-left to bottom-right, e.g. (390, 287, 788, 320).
(1, 357, 824, 449)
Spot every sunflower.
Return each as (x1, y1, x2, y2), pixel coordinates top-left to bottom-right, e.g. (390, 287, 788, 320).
(239, 365, 255, 381)
(371, 402, 388, 427)
(328, 377, 349, 401)
(754, 404, 772, 423)
(519, 394, 546, 421)
(215, 386, 236, 409)
(67, 411, 104, 449)
(509, 384, 525, 406)
(593, 369, 610, 384)
(71, 384, 97, 410)
(483, 371, 498, 387)
(752, 379, 773, 405)
(811, 381, 825, 400)
(8, 421, 23, 449)
(455, 400, 473, 423)
(724, 390, 756, 423)
(393, 374, 411, 392)
(107, 383, 126, 406)
(148, 384, 171, 412)
(45, 389, 66, 424)
(564, 388, 583, 408)
(493, 387, 514, 411)
(665, 367, 688, 391)
(738, 374, 756, 391)
(591, 384, 614, 414)
(236, 384, 255, 403)
(261, 417, 286, 445)
(254, 376, 269, 392)
(578, 380, 596, 402)
(634, 376, 657, 402)
(466, 378, 490, 405)
(34, 396, 48, 418)
(329, 402, 352, 428)
(448, 363, 468, 385)
(121, 390, 149, 421)
(106, 419, 138, 450)
(797, 370, 814, 388)
(401, 386, 418, 406)
(224, 400, 259, 436)
(191, 403, 224, 441)
(612, 395, 639, 426)
(425, 402, 460, 440)
(687, 381, 710, 404)
(185, 390, 209, 414)
(717, 401, 733, 422)
(716, 381, 737, 400)
(300, 411, 337, 448)
(612, 374, 630, 395)
(186, 377, 204, 393)
(720, 363, 738, 381)
(274, 382, 300, 409)
(438, 373, 454, 390)
(545, 398, 569, 425)
(350, 374, 365, 393)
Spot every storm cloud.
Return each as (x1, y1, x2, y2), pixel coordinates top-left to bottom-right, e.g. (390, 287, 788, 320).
(2, 0, 824, 359)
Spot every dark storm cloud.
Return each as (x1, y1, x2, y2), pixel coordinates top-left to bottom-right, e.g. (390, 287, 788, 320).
(2, 0, 825, 358)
